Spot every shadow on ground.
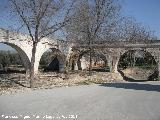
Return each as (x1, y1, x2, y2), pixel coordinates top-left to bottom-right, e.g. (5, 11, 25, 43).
(100, 82, 160, 92)
(101, 70, 160, 92)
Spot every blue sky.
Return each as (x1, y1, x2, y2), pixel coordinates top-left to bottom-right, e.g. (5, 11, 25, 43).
(121, 0, 160, 38)
(0, 0, 160, 51)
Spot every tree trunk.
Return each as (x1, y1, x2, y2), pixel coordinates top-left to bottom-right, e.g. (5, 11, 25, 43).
(30, 42, 38, 88)
(89, 49, 92, 76)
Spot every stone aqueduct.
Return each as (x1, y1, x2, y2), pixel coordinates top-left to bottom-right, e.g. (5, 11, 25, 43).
(1, 28, 160, 76)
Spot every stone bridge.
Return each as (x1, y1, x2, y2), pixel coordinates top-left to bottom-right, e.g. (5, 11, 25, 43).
(1, 28, 160, 76)
(71, 40, 160, 73)
(0, 28, 69, 74)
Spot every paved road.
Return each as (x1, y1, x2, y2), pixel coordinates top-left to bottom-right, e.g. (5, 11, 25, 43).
(0, 81, 160, 120)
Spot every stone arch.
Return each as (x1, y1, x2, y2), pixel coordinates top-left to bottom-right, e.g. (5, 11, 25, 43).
(35, 47, 66, 73)
(116, 49, 158, 80)
(72, 50, 110, 71)
(119, 48, 157, 58)
(117, 49, 158, 70)
(0, 42, 31, 73)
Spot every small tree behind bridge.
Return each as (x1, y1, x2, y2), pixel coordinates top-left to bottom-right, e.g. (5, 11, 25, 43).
(66, 0, 121, 74)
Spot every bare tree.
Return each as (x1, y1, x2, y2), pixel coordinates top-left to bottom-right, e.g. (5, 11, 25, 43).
(113, 17, 157, 67)
(115, 17, 157, 42)
(66, 0, 121, 74)
(10, 0, 73, 87)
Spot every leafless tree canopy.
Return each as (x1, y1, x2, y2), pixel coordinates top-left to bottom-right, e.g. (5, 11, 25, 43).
(66, 0, 157, 44)
(66, 0, 121, 44)
(113, 17, 157, 42)
(10, 0, 73, 42)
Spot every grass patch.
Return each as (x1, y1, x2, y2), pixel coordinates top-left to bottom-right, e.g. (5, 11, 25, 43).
(76, 80, 92, 85)
(137, 65, 157, 70)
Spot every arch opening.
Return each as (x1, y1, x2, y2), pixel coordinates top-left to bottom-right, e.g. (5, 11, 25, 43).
(71, 50, 110, 72)
(0, 42, 30, 74)
(118, 49, 158, 81)
(39, 48, 65, 73)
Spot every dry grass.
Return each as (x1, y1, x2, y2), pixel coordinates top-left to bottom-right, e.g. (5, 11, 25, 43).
(0, 71, 124, 95)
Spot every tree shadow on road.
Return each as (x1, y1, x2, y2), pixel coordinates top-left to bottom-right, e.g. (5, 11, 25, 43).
(100, 82, 160, 92)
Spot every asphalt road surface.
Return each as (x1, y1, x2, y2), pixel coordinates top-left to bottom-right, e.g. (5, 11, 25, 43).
(0, 81, 160, 120)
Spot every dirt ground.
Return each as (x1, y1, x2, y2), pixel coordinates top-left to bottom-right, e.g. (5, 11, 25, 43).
(121, 67, 156, 80)
(0, 71, 124, 95)
(0, 67, 158, 95)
